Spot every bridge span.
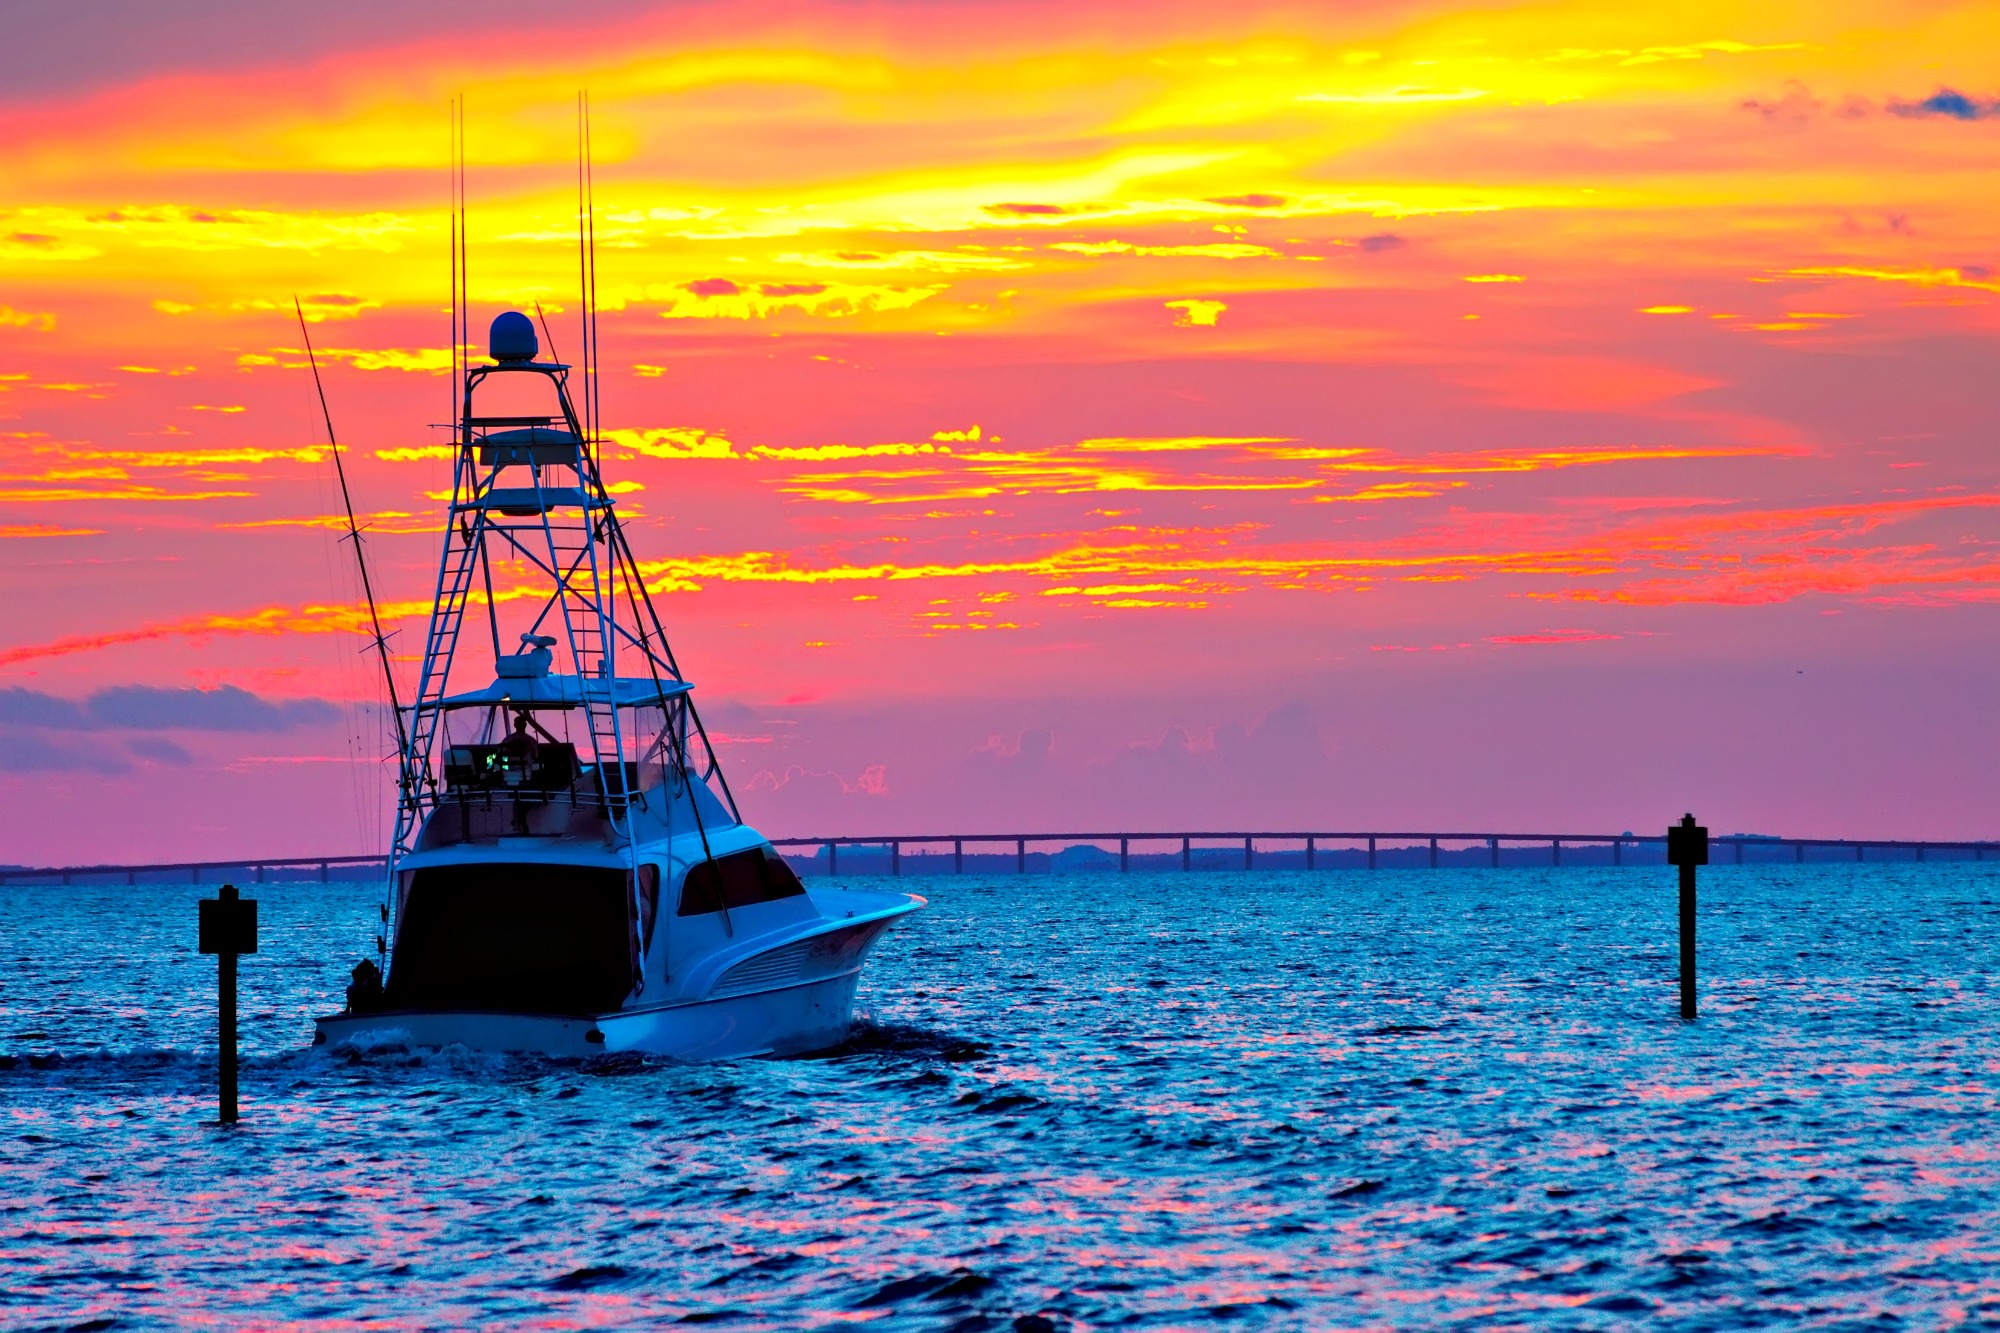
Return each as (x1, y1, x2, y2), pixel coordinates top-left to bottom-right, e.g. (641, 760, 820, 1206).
(2, 830, 1994, 884)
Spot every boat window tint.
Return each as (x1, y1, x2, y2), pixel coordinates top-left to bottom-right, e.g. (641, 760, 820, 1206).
(759, 846, 807, 900)
(678, 847, 807, 916)
(387, 862, 632, 1015)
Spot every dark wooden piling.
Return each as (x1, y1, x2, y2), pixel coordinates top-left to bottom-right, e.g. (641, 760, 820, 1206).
(1666, 815, 1707, 1021)
(197, 883, 258, 1123)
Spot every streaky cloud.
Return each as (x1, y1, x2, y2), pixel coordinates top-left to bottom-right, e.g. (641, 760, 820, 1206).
(0, 684, 341, 732)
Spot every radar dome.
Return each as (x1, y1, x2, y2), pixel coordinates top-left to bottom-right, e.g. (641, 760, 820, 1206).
(489, 311, 538, 362)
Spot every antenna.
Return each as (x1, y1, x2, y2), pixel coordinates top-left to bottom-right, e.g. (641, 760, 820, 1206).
(575, 93, 589, 441)
(451, 94, 468, 432)
(575, 91, 602, 447)
(293, 297, 414, 781)
(586, 92, 602, 450)
(533, 300, 563, 365)
(448, 96, 458, 435)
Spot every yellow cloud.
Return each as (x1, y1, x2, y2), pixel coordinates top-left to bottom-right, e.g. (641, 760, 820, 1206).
(49, 445, 325, 469)
(1166, 298, 1227, 326)
(1785, 266, 2000, 295)
(8, 205, 417, 254)
(754, 442, 942, 461)
(239, 346, 450, 372)
(0, 304, 54, 330)
(606, 427, 739, 459)
(1076, 436, 1292, 452)
(1297, 87, 1488, 104)
(1051, 240, 1283, 259)
(0, 523, 102, 538)
(659, 280, 944, 320)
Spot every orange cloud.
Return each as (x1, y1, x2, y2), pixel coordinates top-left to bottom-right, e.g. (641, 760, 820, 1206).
(1785, 266, 2000, 295)
(0, 523, 102, 538)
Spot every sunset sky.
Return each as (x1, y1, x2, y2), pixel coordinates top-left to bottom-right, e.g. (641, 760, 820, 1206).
(3, 0, 1997, 862)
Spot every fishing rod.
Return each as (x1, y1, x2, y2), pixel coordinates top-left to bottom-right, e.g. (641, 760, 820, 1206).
(294, 297, 413, 771)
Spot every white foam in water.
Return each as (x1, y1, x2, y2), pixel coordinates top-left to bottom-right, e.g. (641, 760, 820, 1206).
(329, 1025, 415, 1056)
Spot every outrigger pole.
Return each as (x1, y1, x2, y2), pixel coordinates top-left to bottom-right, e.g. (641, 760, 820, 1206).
(293, 299, 414, 781)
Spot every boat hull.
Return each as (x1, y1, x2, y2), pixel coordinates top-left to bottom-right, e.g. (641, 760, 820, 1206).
(313, 969, 865, 1061)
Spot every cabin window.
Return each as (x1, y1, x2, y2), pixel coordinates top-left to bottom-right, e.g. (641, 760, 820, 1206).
(636, 864, 660, 952)
(387, 862, 631, 1014)
(677, 846, 808, 916)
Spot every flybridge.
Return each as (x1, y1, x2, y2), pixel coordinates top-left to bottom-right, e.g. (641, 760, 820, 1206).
(389, 308, 738, 873)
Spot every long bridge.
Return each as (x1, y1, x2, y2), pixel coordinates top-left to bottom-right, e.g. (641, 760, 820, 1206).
(2, 829, 1994, 884)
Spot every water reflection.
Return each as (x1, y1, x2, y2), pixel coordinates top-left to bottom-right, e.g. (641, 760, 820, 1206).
(4, 864, 1999, 1327)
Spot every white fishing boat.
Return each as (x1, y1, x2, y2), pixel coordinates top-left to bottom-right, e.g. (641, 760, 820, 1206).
(312, 303, 921, 1059)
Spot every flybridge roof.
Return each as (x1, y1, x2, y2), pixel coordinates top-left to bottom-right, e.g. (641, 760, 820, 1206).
(430, 674, 694, 711)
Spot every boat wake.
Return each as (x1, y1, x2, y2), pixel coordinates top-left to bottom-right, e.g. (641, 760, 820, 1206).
(816, 1019, 993, 1065)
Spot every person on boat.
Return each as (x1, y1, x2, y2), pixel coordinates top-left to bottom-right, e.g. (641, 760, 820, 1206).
(346, 958, 385, 1014)
(499, 710, 540, 780)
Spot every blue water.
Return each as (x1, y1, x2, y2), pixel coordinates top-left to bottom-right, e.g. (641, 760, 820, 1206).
(5, 864, 2000, 1329)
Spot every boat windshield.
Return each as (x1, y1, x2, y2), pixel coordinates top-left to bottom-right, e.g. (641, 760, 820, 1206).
(678, 847, 807, 916)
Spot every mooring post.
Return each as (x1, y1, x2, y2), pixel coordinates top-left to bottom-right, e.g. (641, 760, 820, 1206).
(1017, 838, 1026, 874)
(1181, 836, 1191, 871)
(1794, 841, 1804, 863)
(1119, 837, 1129, 872)
(891, 841, 901, 876)
(1367, 836, 1377, 870)
(1244, 836, 1253, 871)
(1552, 838, 1562, 867)
(954, 839, 963, 874)
(1429, 837, 1439, 869)
(1306, 835, 1315, 871)
(197, 883, 258, 1123)
(320, 860, 330, 882)
(1490, 836, 1500, 868)
(1612, 838, 1622, 867)
(1666, 814, 1707, 1021)
(1855, 843, 1864, 863)
(827, 841, 837, 876)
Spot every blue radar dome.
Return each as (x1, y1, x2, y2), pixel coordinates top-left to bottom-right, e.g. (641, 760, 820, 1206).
(489, 311, 538, 362)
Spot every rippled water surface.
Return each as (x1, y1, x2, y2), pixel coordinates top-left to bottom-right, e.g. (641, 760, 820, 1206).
(5, 864, 2000, 1330)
